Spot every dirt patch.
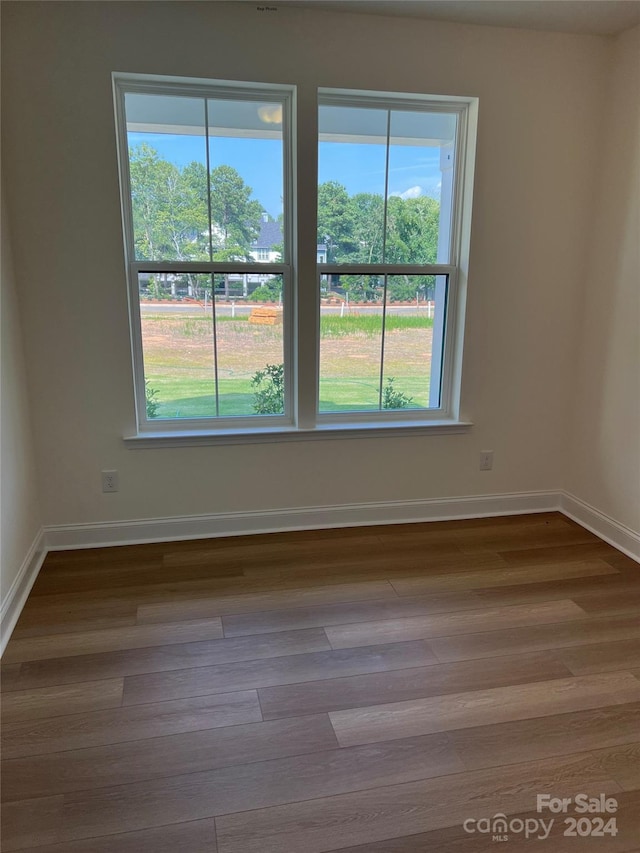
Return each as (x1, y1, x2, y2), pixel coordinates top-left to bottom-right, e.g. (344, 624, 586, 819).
(142, 315, 433, 380)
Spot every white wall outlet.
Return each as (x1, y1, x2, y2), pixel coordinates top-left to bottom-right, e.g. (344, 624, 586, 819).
(479, 451, 494, 471)
(101, 470, 119, 493)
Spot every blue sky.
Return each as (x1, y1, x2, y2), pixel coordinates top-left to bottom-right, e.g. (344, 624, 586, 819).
(128, 132, 442, 218)
(320, 142, 442, 203)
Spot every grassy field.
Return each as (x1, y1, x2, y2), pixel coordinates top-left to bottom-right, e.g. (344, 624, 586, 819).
(141, 312, 435, 419)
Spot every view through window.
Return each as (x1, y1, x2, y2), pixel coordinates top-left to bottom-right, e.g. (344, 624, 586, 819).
(317, 98, 457, 415)
(121, 86, 290, 423)
(114, 76, 475, 435)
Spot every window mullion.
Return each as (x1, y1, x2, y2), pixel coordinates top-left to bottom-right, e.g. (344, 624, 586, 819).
(204, 101, 220, 417)
(296, 84, 319, 430)
(204, 98, 214, 263)
(381, 109, 391, 265)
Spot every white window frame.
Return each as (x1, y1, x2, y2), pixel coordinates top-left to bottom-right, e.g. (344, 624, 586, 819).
(113, 73, 295, 435)
(315, 89, 476, 428)
(114, 74, 477, 445)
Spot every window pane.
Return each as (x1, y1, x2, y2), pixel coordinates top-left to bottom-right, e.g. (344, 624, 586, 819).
(386, 110, 457, 264)
(139, 273, 216, 419)
(381, 275, 443, 409)
(318, 105, 387, 263)
(318, 273, 448, 413)
(139, 272, 286, 419)
(125, 94, 209, 262)
(214, 273, 285, 417)
(124, 94, 286, 265)
(318, 102, 458, 266)
(208, 99, 284, 263)
(319, 274, 385, 412)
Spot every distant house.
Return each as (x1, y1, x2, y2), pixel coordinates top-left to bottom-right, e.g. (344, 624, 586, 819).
(138, 216, 327, 300)
(249, 216, 283, 264)
(249, 214, 327, 267)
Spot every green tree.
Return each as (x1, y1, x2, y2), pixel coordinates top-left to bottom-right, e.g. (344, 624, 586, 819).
(129, 145, 212, 298)
(317, 181, 357, 263)
(209, 165, 264, 297)
(179, 161, 210, 258)
(210, 164, 263, 255)
(381, 195, 440, 304)
(340, 274, 383, 303)
(129, 143, 168, 261)
(349, 193, 384, 264)
(129, 144, 209, 263)
(129, 150, 266, 300)
(385, 195, 439, 264)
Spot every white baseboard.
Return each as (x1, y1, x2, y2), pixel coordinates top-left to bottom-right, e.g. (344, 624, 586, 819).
(1, 528, 47, 656)
(44, 491, 559, 550)
(4, 489, 635, 656)
(560, 492, 640, 564)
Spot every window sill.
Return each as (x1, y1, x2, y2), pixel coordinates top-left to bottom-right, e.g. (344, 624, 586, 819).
(123, 420, 473, 448)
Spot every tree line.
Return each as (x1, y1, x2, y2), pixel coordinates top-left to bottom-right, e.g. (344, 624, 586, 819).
(130, 143, 440, 302)
(130, 143, 264, 262)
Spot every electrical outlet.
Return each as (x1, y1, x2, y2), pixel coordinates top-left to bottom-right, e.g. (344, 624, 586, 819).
(101, 470, 119, 493)
(479, 451, 494, 471)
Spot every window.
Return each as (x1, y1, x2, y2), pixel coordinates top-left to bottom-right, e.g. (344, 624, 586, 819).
(114, 76, 293, 430)
(114, 75, 477, 440)
(317, 92, 471, 420)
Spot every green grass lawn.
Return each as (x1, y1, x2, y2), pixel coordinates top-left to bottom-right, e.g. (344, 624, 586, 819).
(143, 311, 434, 419)
(149, 377, 253, 419)
(320, 314, 433, 337)
(149, 377, 431, 419)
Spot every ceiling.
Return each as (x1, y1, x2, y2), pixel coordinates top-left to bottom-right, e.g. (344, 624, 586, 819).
(274, 1, 640, 36)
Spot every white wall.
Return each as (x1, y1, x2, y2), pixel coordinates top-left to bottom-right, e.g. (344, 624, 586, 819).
(1, 191, 43, 609)
(0, 2, 612, 530)
(567, 25, 640, 534)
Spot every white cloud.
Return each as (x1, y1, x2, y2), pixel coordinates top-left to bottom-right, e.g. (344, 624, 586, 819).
(391, 185, 423, 199)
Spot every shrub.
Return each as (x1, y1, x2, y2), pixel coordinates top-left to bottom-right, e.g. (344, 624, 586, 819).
(250, 280, 282, 303)
(145, 380, 160, 418)
(251, 363, 284, 414)
(387, 281, 417, 303)
(382, 377, 413, 409)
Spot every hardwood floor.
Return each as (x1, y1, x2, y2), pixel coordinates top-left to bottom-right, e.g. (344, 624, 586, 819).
(1, 512, 639, 852)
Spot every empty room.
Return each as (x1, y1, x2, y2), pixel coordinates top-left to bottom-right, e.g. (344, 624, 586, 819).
(1, 1, 639, 850)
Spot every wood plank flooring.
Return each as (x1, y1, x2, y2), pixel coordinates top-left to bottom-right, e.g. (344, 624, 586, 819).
(1, 512, 639, 852)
